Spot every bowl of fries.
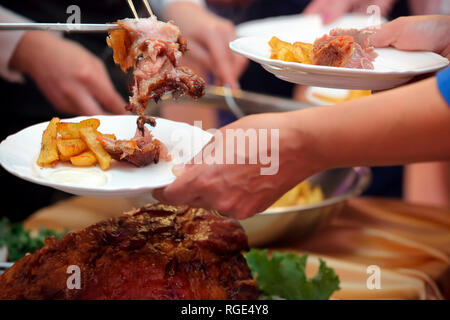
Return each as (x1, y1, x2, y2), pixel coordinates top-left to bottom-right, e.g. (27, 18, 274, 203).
(240, 167, 371, 246)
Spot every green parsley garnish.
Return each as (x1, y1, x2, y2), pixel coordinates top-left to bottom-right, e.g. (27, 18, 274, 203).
(0, 217, 67, 262)
(245, 249, 340, 300)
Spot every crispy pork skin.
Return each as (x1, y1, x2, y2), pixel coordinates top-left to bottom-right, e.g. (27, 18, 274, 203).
(0, 204, 259, 300)
(312, 28, 377, 69)
(107, 17, 205, 114)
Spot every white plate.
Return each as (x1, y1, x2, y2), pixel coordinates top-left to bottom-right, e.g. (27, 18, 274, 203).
(0, 115, 212, 198)
(237, 13, 386, 39)
(230, 36, 449, 90)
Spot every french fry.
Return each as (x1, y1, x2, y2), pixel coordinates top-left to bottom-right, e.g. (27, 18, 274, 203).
(270, 181, 324, 208)
(58, 118, 101, 139)
(59, 154, 71, 162)
(70, 151, 98, 167)
(306, 186, 325, 204)
(56, 138, 87, 158)
(293, 42, 313, 64)
(79, 127, 111, 170)
(269, 37, 313, 64)
(269, 37, 293, 59)
(37, 117, 60, 167)
(80, 118, 101, 129)
(57, 123, 80, 139)
(271, 185, 300, 207)
(268, 36, 283, 50)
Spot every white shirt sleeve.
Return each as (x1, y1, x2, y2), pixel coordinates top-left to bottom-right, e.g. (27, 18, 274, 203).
(150, 0, 205, 17)
(0, 6, 33, 83)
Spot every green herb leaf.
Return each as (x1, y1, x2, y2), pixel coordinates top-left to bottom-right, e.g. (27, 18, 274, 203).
(244, 249, 340, 300)
(0, 217, 67, 262)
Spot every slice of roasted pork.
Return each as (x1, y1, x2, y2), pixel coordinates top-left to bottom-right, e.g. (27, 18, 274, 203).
(98, 115, 171, 167)
(107, 17, 206, 115)
(0, 204, 259, 300)
(312, 28, 377, 69)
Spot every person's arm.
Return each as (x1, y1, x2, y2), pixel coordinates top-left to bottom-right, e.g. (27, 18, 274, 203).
(298, 77, 450, 168)
(0, 6, 31, 82)
(154, 76, 450, 219)
(153, 15, 450, 219)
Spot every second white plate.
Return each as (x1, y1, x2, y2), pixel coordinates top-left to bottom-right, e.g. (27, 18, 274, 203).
(230, 36, 449, 90)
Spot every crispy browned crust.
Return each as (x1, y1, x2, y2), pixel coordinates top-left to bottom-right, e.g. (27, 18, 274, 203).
(0, 204, 259, 300)
(127, 66, 206, 106)
(100, 136, 161, 167)
(107, 28, 134, 72)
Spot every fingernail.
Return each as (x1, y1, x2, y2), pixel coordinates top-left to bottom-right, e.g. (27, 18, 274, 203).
(322, 13, 331, 24)
(172, 164, 185, 177)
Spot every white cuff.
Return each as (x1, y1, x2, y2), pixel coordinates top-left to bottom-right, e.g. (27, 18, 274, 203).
(0, 6, 32, 83)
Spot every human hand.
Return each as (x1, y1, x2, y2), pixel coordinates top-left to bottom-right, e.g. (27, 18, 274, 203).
(10, 31, 127, 116)
(369, 15, 450, 59)
(164, 2, 248, 89)
(153, 112, 325, 219)
(304, 0, 396, 24)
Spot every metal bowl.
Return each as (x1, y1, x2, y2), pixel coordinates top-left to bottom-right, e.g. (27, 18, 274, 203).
(241, 167, 371, 247)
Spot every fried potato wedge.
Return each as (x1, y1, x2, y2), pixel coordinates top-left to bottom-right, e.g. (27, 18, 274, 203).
(58, 118, 101, 139)
(292, 42, 313, 64)
(79, 127, 111, 170)
(70, 151, 98, 167)
(56, 138, 87, 158)
(37, 117, 60, 167)
(59, 154, 71, 162)
(269, 37, 313, 64)
(269, 37, 293, 60)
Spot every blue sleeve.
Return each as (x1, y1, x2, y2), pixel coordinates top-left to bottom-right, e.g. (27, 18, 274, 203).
(437, 67, 450, 106)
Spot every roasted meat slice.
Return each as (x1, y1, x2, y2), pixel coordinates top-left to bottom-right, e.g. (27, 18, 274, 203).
(0, 204, 259, 300)
(312, 35, 355, 68)
(107, 17, 206, 114)
(98, 116, 170, 167)
(312, 28, 377, 69)
(105, 17, 206, 167)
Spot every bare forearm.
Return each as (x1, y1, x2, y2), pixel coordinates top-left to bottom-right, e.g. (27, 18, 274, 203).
(292, 77, 450, 170)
